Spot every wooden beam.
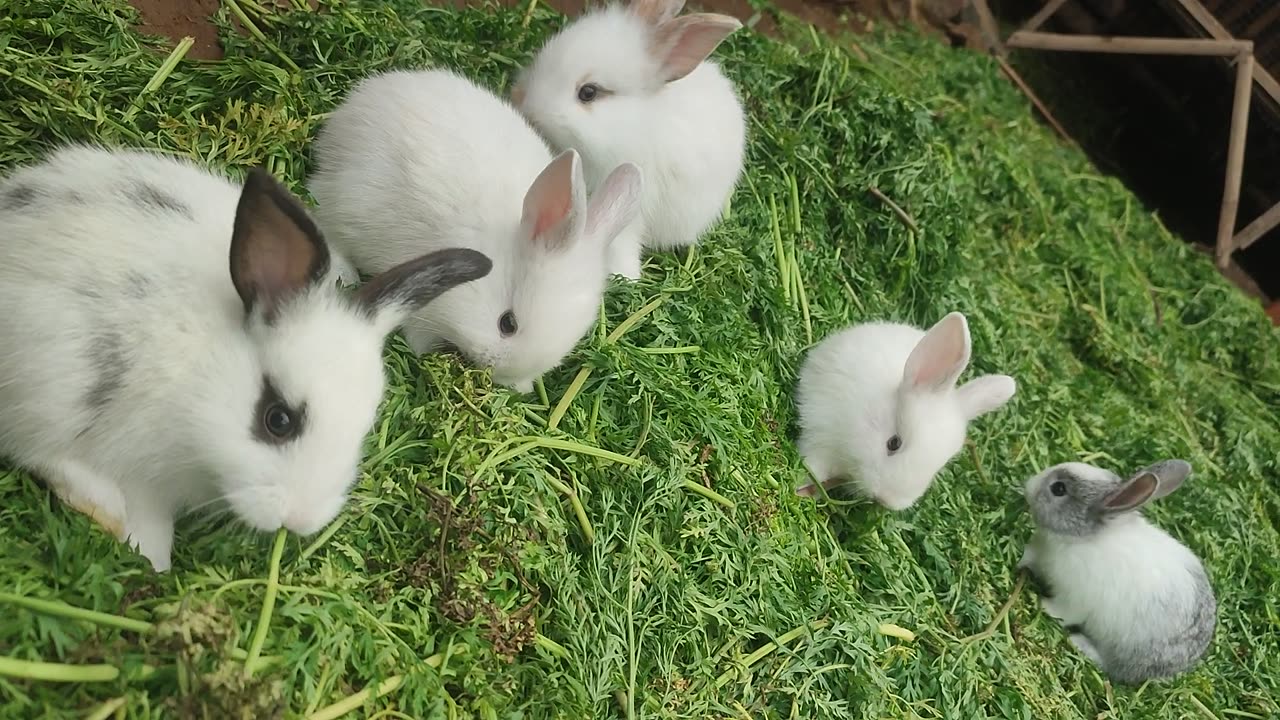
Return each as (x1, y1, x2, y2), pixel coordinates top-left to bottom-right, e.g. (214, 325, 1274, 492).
(1171, 0, 1280, 107)
(1007, 31, 1251, 57)
(1245, 4, 1280, 39)
(1021, 0, 1070, 34)
(1216, 52, 1254, 268)
(969, 0, 1004, 56)
(1231, 199, 1280, 252)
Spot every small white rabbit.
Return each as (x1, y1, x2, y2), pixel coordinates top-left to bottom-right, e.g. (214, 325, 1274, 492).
(512, 0, 746, 279)
(1019, 459, 1217, 684)
(0, 145, 491, 571)
(794, 312, 1016, 508)
(309, 69, 643, 393)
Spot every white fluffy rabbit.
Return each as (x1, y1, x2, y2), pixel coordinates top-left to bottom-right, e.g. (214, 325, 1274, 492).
(0, 146, 491, 571)
(794, 312, 1016, 509)
(512, 0, 746, 279)
(309, 69, 643, 393)
(1019, 459, 1216, 684)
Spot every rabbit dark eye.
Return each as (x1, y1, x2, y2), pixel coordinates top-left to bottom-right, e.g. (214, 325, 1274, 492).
(1050, 480, 1068, 497)
(577, 83, 600, 103)
(886, 435, 903, 454)
(252, 378, 306, 445)
(499, 310, 519, 337)
(263, 403, 296, 439)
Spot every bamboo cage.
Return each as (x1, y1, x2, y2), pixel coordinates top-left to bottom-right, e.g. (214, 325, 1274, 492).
(978, 0, 1280, 273)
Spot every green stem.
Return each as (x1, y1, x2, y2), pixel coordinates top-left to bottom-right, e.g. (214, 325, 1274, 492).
(85, 697, 127, 720)
(298, 517, 346, 562)
(534, 633, 569, 658)
(223, 0, 301, 72)
(306, 675, 403, 720)
(714, 619, 830, 688)
(124, 36, 194, 122)
(636, 345, 700, 355)
(771, 194, 789, 302)
(548, 367, 592, 431)
(244, 528, 288, 677)
(0, 592, 152, 633)
(606, 297, 664, 343)
(542, 472, 595, 545)
(0, 656, 118, 682)
(680, 479, 736, 510)
(534, 437, 640, 466)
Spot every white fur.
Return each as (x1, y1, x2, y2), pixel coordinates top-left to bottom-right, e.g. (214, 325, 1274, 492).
(514, 2, 746, 278)
(794, 312, 1016, 509)
(0, 146, 470, 571)
(309, 69, 642, 392)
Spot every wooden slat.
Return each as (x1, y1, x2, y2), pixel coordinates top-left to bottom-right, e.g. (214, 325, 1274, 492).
(1232, 199, 1280, 252)
(1219, 2, 1256, 28)
(1217, 52, 1255, 268)
(1244, 4, 1280, 38)
(1007, 31, 1250, 57)
(1171, 0, 1280, 107)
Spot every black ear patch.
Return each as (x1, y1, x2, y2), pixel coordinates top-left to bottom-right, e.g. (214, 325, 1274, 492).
(356, 247, 492, 323)
(252, 376, 307, 445)
(230, 168, 331, 321)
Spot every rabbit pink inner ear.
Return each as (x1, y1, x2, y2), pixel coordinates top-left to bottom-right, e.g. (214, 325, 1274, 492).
(1101, 473, 1158, 513)
(631, 0, 686, 24)
(522, 151, 586, 252)
(652, 14, 742, 84)
(229, 168, 330, 319)
(903, 313, 971, 392)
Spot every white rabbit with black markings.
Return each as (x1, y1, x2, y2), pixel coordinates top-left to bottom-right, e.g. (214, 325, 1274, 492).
(0, 145, 492, 571)
(1020, 459, 1217, 684)
(794, 312, 1016, 509)
(309, 69, 643, 393)
(512, 0, 746, 279)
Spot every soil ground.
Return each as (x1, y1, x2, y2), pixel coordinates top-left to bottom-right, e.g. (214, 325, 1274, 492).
(129, 0, 960, 61)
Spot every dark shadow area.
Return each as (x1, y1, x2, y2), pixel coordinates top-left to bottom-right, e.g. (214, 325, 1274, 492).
(987, 0, 1280, 304)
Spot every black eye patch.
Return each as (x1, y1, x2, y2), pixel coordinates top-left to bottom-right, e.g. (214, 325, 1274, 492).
(252, 376, 306, 445)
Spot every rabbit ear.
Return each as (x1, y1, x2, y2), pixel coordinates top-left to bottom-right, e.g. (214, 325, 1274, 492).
(230, 168, 331, 321)
(903, 312, 971, 393)
(632, 0, 686, 23)
(585, 163, 643, 243)
(1098, 472, 1159, 514)
(955, 374, 1016, 419)
(651, 14, 742, 83)
(521, 150, 588, 253)
(357, 248, 492, 335)
(1132, 459, 1192, 501)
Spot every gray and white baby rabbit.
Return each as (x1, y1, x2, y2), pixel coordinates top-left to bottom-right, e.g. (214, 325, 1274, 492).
(309, 69, 642, 393)
(513, 0, 746, 279)
(0, 146, 491, 571)
(1020, 459, 1217, 684)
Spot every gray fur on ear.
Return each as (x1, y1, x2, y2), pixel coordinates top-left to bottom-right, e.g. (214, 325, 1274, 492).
(356, 248, 492, 334)
(1136, 459, 1192, 500)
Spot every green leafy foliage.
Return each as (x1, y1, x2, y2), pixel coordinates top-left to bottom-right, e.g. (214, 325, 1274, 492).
(1, 1, 1277, 718)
